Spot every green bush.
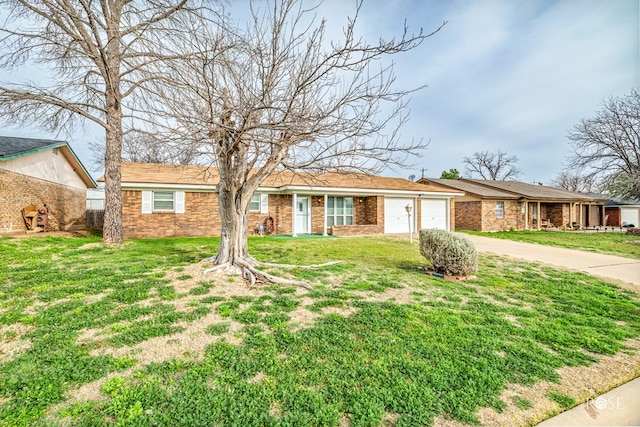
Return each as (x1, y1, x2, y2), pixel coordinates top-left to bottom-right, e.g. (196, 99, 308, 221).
(419, 229, 478, 276)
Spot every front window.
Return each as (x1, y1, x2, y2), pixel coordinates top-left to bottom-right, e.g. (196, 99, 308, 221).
(496, 201, 504, 219)
(327, 197, 353, 226)
(250, 194, 260, 211)
(153, 191, 175, 211)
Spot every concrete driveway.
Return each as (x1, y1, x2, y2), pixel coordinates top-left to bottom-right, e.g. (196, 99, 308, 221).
(462, 234, 640, 287)
(460, 233, 640, 426)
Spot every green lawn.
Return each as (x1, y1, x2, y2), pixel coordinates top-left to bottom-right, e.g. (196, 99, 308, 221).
(0, 234, 639, 426)
(462, 230, 640, 260)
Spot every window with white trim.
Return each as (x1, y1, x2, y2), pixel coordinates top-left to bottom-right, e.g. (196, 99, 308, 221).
(250, 193, 268, 213)
(154, 191, 175, 211)
(496, 201, 505, 218)
(141, 190, 185, 214)
(250, 194, 260, 211)
(326, 196, 353, 226)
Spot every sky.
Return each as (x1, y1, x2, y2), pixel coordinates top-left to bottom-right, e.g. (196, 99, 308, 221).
(1, 0, 638, 185)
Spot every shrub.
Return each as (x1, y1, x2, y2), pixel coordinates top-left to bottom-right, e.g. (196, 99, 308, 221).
(627, 227, 640, 236)
(419, 229, 478, 276)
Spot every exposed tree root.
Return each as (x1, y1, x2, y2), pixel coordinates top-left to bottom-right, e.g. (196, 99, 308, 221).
(202, 257, 341, 289)
(202, 262, 231, 275)
(255, 260, 342, 269)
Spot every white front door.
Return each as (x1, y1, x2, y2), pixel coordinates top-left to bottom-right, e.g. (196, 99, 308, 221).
(296, 196, 310, 234)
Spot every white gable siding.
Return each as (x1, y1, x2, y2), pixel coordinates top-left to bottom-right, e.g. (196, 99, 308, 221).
(1, 149, 86, 190)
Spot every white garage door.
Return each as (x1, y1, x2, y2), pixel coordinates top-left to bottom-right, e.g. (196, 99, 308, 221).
(621, 207, 639, 226)
(384, 198, 414, 234)
(421, 199, 448, 231)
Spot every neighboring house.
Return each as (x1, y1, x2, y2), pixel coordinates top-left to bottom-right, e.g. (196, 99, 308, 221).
(106, 162, 463, 239)
(605, 199, 640, 227)
(0, 136, 97, 234)
(417, 178, 606, 232)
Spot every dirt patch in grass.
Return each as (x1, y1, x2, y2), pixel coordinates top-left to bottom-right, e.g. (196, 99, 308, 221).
(0, 323, 34, 362)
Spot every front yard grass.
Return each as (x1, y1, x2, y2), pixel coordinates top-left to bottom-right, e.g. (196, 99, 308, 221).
(462, 230, 640, 260)
(0, 234, 639, 426)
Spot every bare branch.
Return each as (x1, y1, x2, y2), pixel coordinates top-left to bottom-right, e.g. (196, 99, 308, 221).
(463, 149, 521, 180)
(565, 87, 640, 200)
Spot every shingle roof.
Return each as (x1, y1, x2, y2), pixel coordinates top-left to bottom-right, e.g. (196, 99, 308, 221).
(0, 135, 96, 188)
(112, 162, 461, 195)
(421, 178, 520, 199)
(0, 136, 65, 159)
(461, 179, 604, 201)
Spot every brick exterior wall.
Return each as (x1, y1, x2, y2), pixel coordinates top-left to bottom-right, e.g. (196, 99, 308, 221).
(120, 190, 451, 238)
(331, 224, 380, 236)
(122, 190, 220, 238)
(605, 207, 620, 226)
(447, 198, 455, 232)
(456, 199, 525, 231)
(455, 201, 482, 231)
(269, 194, 293, 236)
(0, 169, 86, 234)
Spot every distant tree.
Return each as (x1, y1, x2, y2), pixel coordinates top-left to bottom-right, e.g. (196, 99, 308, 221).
(0, 0, 200, 244)
(567, 88, 640, 201)
(89, 134, 207, 173)
(463, 149, 521, 180)
(440, 168, 460, 179)
(550, 171, 598, 193)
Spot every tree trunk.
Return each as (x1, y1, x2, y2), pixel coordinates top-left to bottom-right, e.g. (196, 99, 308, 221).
(206, 182, 311, 289)
(101, 6, 124, 245)
(214, 186, 250, 265)
(102, 88, 124, 244)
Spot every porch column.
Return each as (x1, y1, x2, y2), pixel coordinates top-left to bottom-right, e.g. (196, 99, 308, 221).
(323, 194, 328, 236)
(414, 197, 418, 234)
(523, 201, 528, 230)
(579, 203, 583, 228)
(601, 204, 606, 226)
(537, 201, 541, 230)
(292, 193, 297, 237)
(569, 203, 573, 228)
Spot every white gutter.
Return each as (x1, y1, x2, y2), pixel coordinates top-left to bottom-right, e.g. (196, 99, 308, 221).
(120, 182, 464, 198)
(121, 182, 217, 191)
(268, 185, 463, 198)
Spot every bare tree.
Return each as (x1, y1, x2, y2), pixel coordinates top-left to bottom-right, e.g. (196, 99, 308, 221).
(567, 88, 640, 201)
(88, 134, 207, 173)
(0, 0, 200, 243)
(463, 149, 521, 180)
(550, 171, 598, 193)
(149, 0, 443, 286)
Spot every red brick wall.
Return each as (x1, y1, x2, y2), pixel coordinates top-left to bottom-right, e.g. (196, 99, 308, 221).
(269, 194, 292, 235)
(455, 201, 482, 231)
(605, 207, 620, 226)
(310, 196, 325, 234)
(449, 198, 456, 231)
(481, 200, 523, 231)
(0, 169, 86, 234)
(122, 190, 220, 238)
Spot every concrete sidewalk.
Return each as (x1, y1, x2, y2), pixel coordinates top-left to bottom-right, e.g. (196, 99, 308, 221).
(461, 234, 640, 426)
